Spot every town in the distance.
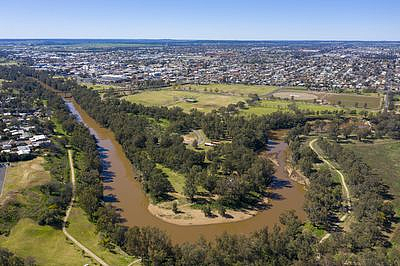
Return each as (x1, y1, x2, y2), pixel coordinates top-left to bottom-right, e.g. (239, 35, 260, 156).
(0, 38, 399, 265)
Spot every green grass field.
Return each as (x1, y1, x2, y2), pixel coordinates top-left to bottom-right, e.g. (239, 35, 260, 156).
(325, 93, 381, 109)
(81, 82, 121, 91)
(348, 142, 400, 213)
(0, 158, 51, 201)
(242, 100, 343, 115)
(0, 219, 93, 266)
(67, 207, 137, 266)
(176, 84, 278, 96)
(124, 90, 246, 112)
(157, 164, 185, 194)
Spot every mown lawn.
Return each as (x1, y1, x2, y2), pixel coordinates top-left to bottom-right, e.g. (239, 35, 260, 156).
(176, 84, 278, 96)
(124, 90, 246, 113)
(242, 100, 343, 115)
(67, 207, 136, 266)
(0, 219, 92, 266)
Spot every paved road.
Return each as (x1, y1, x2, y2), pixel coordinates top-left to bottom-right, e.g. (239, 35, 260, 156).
(0, 166, 6, 197)
(309, 138, 352, 243)
(63, 150, 110, 266)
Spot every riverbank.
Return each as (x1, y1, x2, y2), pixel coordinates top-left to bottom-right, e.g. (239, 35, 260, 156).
(148, 201, 263, 226)
(66, 98, 306, 243)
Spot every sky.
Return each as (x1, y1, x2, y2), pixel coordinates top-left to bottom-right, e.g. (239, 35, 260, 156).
(1, 0, 399, 40)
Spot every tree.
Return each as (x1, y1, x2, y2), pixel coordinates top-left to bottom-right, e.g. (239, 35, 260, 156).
(172, 201, 178, 214)
(217, 203, 226, 217)
(327, 123, 339, 141)
(124, 226, 174, 265)
(248, 157, 274, 192)
(341, 123, 354, 139)
(202, 205, 212, 217)
(356, 127, 371, 141)
(192, 139, 198, 149)
(147, 169, 171, 199)
(184, 173, 197, 201)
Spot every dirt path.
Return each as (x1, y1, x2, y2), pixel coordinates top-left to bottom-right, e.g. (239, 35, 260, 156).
(309, 138, 352, 242)
(193, 129, 206, 145)
(63, 149, 110, 266)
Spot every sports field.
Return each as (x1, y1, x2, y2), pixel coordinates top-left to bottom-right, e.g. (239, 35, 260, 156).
(242, 100, 343, 115)
(272, 89, 382, 109)
(81, 82, 121, 91)
(124, 89, 246, 112)
(176, 84, 278, 96)
(272, 90, 319, 101)
(325, 93, 381, 109)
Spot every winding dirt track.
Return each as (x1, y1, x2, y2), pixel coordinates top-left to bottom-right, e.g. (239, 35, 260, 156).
(63, 149, 110, 266)
(309, 138, 352, 242)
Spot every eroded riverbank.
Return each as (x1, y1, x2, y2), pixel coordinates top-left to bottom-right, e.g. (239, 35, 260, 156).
(66, 99, 305, 243)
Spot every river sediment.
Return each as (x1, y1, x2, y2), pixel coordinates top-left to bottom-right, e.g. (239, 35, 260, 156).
(66, 99, 305, 243)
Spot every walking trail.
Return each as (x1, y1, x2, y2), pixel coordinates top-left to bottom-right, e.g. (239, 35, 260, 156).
(63, 149, 110, 266)
(309, 139, 352, 243)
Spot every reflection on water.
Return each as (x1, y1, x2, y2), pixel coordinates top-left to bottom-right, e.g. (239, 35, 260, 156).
(66, 99, 305, 243)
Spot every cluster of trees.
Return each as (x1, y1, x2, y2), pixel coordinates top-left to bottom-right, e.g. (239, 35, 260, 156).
(317, 138, 396, 250)
(370, 112, 400, 139)
(0, 247, 35, 266)
(71, 86, 277, 207)
(304, 167, 342, 229)
(286, 126, 342, 229)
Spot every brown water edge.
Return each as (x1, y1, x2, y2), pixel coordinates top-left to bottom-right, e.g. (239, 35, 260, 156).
(65, 99, 306, 244)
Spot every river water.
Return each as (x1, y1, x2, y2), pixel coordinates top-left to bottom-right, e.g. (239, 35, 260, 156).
(65, 99, 305, 244)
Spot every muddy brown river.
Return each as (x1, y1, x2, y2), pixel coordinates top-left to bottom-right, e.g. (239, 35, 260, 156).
(66, 99, 305, 244)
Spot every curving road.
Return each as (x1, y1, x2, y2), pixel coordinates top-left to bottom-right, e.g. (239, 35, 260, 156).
(309, 138, 352, 242)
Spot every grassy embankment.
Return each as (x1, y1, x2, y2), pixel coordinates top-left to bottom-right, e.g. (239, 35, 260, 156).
(0, 159, 94, 265)
(0, 157, 51, 201)
(67, 207, 137, 266)
(348, 142, 400, 214)
(344, 141, 400, 247)
(0, 219, 93, 266)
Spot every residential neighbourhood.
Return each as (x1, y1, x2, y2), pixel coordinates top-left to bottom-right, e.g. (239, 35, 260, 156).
(1, 41, 399, 92)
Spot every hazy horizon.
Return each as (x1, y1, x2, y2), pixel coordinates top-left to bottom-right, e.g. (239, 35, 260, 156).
(1, 0, 399, 41)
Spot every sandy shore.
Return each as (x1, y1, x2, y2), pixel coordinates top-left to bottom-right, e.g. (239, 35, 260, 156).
(148, 197, 269, 226)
